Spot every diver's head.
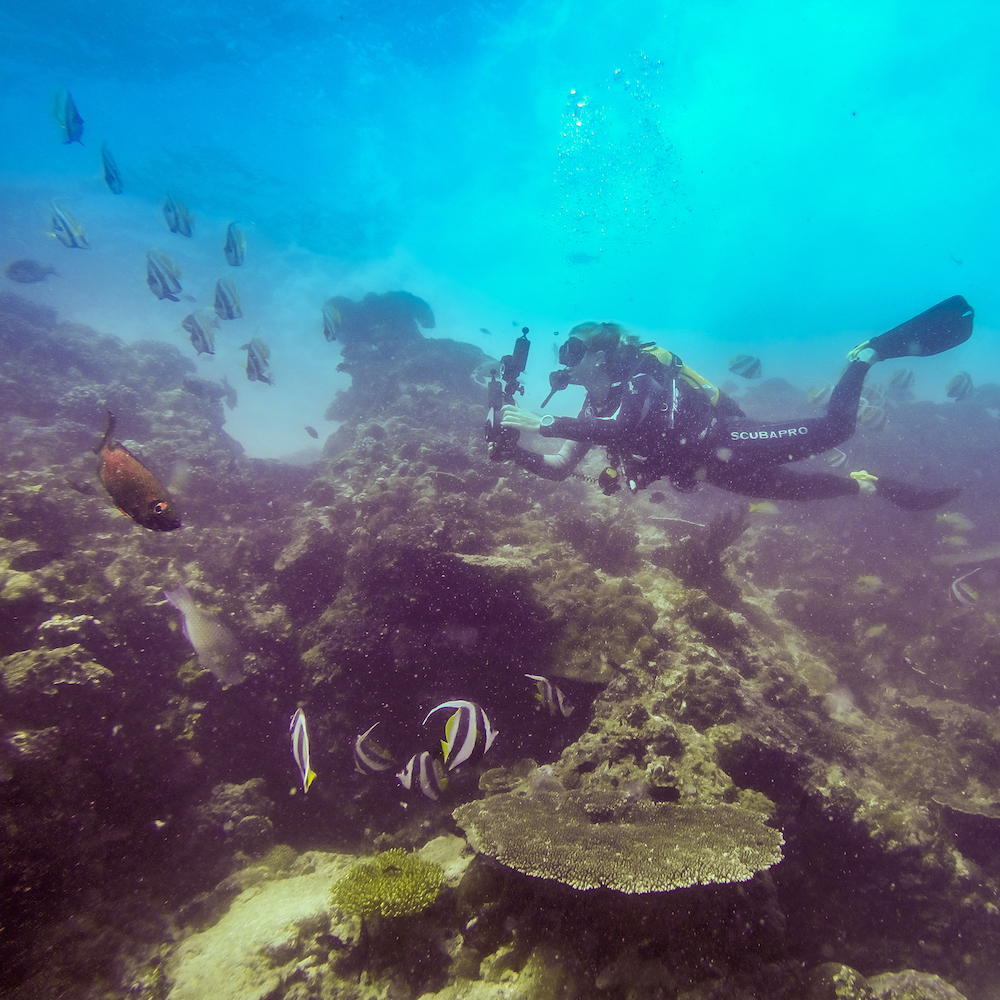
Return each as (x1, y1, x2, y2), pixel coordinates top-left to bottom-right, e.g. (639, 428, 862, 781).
(551, 322, 631, 406)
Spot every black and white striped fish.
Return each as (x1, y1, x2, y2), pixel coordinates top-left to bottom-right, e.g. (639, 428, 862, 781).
(289, 708, 316, 793)
(214, 277, 242, 320)
(423, 700, 498, 771)
(224, 223, 246, 266)
(396, 751, 448, 800)
(146, 251, 182, 301)
(353, 722, 395, 774)
(525, 673, 574, 717)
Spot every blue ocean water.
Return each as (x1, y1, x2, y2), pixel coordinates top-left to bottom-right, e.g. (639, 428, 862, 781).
(1, 0, 998, 456)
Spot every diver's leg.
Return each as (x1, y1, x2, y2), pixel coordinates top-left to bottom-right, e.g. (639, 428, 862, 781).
(715, 360, 869, 464)
(705, 464, 860, 502)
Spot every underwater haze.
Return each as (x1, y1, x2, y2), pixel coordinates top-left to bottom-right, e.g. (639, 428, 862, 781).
(3, 0, 999, 456)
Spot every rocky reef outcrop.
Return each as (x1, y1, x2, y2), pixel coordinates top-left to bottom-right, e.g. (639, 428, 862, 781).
(2, 291, 999, 1000)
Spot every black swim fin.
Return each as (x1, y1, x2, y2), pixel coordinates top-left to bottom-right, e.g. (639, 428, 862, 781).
(875, 476, 961, 511)
(850, 295, 974, 362)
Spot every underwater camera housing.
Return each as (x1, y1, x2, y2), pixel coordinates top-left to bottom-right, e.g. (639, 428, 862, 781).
(486, 328, 530, 452)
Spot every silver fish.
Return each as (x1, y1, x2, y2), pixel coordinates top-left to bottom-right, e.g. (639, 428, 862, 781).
(396, 751, 447, 800)
(289, 708, 316, 792)
(214, 277, 242, 320)
(241, 337, 272, 385)
(146, 251, 182, 301)
(423, 700, 498, 771)
(53, 88, 83, 144)
(950, 567, 981, 607)
(50, 203, 89, 249)
(525, 673, 575, 717)
(353, 722, 395, 774)
(164, 584, 243, 685)
(181, 311, 217, 356)
(163, 194, 193, 237)
(224, 223, 245, 266)
(825, 447, 848, 469)
(322, 300, 340, 342)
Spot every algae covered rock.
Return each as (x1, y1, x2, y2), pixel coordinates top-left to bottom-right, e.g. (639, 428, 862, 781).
(453, 788, 783, 892)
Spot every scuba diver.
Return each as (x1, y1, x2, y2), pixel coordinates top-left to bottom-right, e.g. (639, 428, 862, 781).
(489, 296, 974, 510)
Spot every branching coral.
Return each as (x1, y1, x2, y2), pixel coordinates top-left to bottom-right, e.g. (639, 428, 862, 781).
(454, 788, 783, 892)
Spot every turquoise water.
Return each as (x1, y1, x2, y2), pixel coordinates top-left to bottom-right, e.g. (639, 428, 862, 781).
(2, 0, 997, 455)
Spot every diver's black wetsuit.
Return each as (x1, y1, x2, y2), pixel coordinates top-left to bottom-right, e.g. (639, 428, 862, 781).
(511, 360, 869, 502)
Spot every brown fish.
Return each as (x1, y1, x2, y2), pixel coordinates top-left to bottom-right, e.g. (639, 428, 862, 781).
(94, 413, 181, 531)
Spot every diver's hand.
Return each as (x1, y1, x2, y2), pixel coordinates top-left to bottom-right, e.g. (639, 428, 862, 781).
(500, 405, 542, 432)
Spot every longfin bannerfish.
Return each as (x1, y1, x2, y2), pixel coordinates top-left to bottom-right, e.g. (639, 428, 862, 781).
(525, 674, 575, 717)
(101, 143, 123, 194)
(224, 222, 246, 266)
(728, 354, 762, 379)
(423, 700, 497, 771)
(163, 194, 194, 237)
(887, 368, 915, 392)
(945, 371, 973, 401)
(290, 708, 316, 793)
(322, 300, 341, 342)
(50, 202, 89, 249)
(215, 277, 242, 320)
(396, 752, 448, 800)
(53, 88, 83, 144)
(353, 723, 395, 774)
(241, 337, 273, 385)
(94, 412, 181, 531)
(182, 311, 217, 355)
(146, 251, 182, 301)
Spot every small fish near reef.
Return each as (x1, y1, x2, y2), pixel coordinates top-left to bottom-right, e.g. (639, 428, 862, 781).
(525, 673, 574, 717)
(50, 202, 89, 248)
(305, 425, 319, 439)
(945, 371, 973, 401)
(322, 299, 341, 342)
(423, 700, 498, 771)
(163, 194, 194, 237)
(181, 310, 217, 356)
(397, 751, 448, 801)
(290, 708, 316, 792)
(224, 222, 246, 266)
(219, 374, 238, 410)
(4, 259, 56, 283)
(101, 143, 123, 194)
(887, 368, 915, 392)
(728, 354, 762, 379)
(806, 383, 832, 407)
(165, 584, 244, 685)
(353, 723, 395, 774)
(241, 337, 273, 385)
(214, 277, 242, 320)
(94, 412, 181, 531)
(53, 88, 83, 144)
(950, 568, 981, 607)
(146, 251, 182, 301)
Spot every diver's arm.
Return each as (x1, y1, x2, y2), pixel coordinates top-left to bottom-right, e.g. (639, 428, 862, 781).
(511, 439, 590, 480)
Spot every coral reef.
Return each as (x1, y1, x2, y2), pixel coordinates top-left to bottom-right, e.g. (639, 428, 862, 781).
(3, 291, 1000, 1000)
(453, 787, 783, 891)
(330, 848, 445, 919)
